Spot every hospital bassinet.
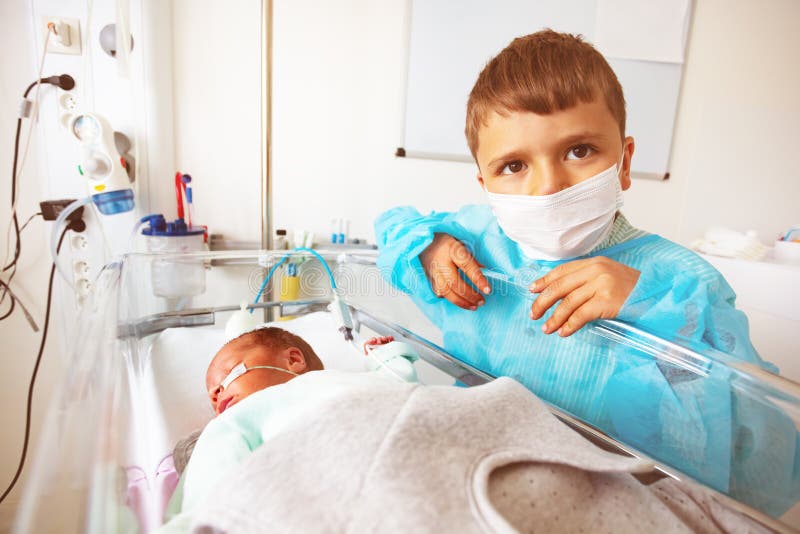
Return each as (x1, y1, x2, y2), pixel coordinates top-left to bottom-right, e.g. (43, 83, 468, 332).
(12, 250, 800, 533)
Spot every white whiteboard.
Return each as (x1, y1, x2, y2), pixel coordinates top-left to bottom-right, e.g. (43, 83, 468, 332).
(400, 0, 692, 179)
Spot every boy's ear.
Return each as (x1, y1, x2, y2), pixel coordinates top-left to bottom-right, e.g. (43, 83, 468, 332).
(284, 347, 308, 373)
(476, 173, 485, 189)
(619, 136, 635, 191)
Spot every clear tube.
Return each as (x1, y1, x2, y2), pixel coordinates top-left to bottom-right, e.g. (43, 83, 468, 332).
(128, 215, 159, 253)
(127, 221, 145, 253)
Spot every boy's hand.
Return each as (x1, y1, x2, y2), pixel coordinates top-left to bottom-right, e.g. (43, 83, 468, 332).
(420, 233, 491, 310)
(529, 257, 640, 337)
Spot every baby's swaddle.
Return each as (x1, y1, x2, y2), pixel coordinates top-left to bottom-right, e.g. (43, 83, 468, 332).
(364, 340, 419, 382)
(187, 374, 768, 533)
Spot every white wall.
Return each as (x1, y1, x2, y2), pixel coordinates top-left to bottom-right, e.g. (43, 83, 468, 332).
(271, 0, 799, 248)
(272, 0, 484, 244)
(171, 0, 262, 242)
(624, 0, 800, 245)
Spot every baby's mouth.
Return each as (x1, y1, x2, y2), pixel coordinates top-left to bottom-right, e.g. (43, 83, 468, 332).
(217, 396, 235, 414)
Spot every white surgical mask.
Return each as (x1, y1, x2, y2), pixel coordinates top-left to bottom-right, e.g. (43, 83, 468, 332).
(486, 157, 625, 260)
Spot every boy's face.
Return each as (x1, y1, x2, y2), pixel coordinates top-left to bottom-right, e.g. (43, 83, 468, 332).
(206, 337, 308, 415)
(475, 97, 634, 196)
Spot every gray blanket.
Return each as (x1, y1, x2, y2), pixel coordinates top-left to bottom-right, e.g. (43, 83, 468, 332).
(190, 376, 769, 533)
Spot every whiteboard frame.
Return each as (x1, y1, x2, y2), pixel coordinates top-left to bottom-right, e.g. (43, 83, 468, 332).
(396, 0, 695, 182)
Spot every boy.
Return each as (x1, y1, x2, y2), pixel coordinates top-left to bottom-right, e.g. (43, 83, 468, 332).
(376, 30, 796, 515)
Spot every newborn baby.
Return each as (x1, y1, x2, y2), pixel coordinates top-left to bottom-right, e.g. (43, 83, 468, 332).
(207, 327, 413, 415)
(206, 327, 326, 416)
(159, 327, 418, 532)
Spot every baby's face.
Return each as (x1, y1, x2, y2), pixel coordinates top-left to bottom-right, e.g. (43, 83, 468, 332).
(206, 338, 302, 415)
(475, 97, 634, 196)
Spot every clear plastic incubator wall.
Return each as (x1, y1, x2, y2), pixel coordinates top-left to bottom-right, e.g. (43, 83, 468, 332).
(13, 250, 800, 532)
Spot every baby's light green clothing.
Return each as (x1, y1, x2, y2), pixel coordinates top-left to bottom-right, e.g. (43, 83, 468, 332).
(157, 342, 419, 532)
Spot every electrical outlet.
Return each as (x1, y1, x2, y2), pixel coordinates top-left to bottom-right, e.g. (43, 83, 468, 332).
(76, 278, 92, 296)
(71, 234, 89, 251)
(73, 261, 90, 276)
(58, 92, 78, 111)
(58, 92, 79, 128)
(41, 16, 82, 55)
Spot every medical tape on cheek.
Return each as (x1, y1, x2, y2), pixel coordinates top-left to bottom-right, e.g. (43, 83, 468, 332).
(220, 364, 300, 391)
(220, 362, 247, 390)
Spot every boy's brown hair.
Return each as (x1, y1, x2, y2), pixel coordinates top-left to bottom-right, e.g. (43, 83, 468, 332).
(233, 327, 325, 371)
(465, 29, 626, 158)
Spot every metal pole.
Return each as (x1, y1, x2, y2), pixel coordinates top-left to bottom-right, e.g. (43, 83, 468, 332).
(260, 0, 273, 251)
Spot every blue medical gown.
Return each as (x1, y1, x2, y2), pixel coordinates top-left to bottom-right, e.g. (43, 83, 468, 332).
(375, 204, 799, 517)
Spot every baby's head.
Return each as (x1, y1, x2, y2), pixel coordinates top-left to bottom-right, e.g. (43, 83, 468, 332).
(206, 327, 324, 415)
(465, 29, 633, 196)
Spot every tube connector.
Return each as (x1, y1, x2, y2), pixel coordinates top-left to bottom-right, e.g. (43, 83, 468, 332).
(330, 292, 354, 341)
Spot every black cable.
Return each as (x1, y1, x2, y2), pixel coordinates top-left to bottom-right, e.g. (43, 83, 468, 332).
(1, 80, 43, 319)
(4, 82, 41, 274)
(2, 74, 75, 313)
(4, 75, 75, 274)
(0, 224, 69, 505)
(0, 213, 42, 314)
(0, 265, 17, 311)
(4, 113, 25, 272)
(0, 110, 24, 310)
(0, 280, 15, 321)
(3, 81, 39, 272)
(19, 212, 42, 233)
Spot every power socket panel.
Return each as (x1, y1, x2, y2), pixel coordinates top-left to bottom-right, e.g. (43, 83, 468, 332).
(41, 16, 82, 55)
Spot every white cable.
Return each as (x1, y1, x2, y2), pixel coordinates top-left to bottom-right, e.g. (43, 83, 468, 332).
(128, 219, 147, 252)
(14, 28, 52, 191)
(1, 26, 52, 272)
(115, 0, 132, 78)
(83, 0, 95, 109)
(131, 0, 144, 212)
(90, 202, 113, 260)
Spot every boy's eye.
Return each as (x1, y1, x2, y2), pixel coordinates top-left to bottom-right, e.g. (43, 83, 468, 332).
(500, 161, 526, 175)
(566, 145, 594, 160)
